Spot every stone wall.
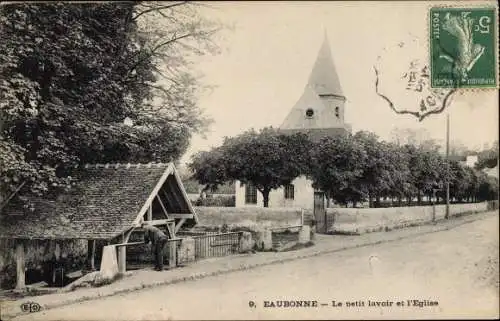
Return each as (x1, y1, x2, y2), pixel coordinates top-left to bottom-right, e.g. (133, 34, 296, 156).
(325, 202, 489, 234)
(194, 206, 304, 230)
(0, 239, 88, 289)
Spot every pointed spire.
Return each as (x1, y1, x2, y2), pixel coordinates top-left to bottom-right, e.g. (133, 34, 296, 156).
(307, 32, 344, 97)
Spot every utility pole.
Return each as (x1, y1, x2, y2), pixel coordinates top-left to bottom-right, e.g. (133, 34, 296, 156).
(445, 113, 450, 219)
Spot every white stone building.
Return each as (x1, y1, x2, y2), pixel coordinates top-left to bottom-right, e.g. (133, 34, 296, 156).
(235, 34, 351, 209)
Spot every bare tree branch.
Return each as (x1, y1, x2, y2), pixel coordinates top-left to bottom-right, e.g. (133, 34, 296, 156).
(0, 181, 26, 212)
(132, 1, 188, 21)
(140, 82, 174, 97)
(125, 31, 197, 78)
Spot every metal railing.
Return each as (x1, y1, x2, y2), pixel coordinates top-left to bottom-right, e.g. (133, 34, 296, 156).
(192, 232, 241, 259)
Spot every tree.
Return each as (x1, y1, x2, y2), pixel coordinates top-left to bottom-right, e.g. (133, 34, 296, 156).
(463, 166, 480, 202)
(223, 128, 311, 207)
(353, 131, 397, 207)
(189, 128, 312, 207)
(0, 2, 221, 207)
(404, 144, 449, 205)
(476, 172, 499, 201)
(476, 140, 499, 170)
(309, 134, 367, 207)
(384, 142, 414, 206)
(449, 160, 470, 202)
(188, 147, 228, 193)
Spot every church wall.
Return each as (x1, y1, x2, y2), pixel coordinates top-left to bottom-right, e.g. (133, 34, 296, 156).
(318, 95, 345, 126)
(235, 176, 315, 209)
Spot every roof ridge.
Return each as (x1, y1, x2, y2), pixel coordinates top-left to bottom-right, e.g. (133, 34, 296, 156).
(82, 162, 171, 169)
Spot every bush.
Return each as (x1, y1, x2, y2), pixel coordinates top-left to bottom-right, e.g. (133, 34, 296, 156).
(194, 195, 235, 207)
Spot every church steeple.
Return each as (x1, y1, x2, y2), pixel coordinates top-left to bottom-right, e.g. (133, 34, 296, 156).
(280, 32, 350, 140)
(307, 32, 344, 97)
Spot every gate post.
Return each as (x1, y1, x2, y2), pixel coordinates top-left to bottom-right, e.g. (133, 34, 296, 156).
(168, 240, 177, 268)
(313, 191, 326, 234)
(15, 240, 26, 290)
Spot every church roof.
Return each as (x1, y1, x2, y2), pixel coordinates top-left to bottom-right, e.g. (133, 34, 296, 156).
(280, 85, 327, 129)
(307, 33, 344, 97)
(280, 33, 348, 134)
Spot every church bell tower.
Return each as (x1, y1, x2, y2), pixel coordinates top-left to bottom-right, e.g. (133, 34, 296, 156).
(280, 32, 350, 141)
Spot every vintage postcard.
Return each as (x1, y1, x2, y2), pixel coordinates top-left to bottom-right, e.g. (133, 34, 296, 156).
(0, 1, 498, 320)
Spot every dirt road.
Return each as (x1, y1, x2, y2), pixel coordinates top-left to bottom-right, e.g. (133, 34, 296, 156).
(12, 213, 499, 320)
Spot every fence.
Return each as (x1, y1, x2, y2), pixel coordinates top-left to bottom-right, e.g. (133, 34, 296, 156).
(192, 232, 241, 260)
(487, 200, 499, 210)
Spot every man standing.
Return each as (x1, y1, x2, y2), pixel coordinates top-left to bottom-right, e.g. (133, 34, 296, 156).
(142, 223, 168, 271)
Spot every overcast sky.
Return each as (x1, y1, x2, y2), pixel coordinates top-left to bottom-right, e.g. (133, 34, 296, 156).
(179, 0, 498, 165)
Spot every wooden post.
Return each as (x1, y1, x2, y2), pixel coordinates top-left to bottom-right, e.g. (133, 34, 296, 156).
(168, 240, 177, 269)
(117, 229, 134, 273)
(87, 240, 96, 270)
(118, 235, 126, 273)
(166, 220, 176, 239)
(15, 240, 25, 290)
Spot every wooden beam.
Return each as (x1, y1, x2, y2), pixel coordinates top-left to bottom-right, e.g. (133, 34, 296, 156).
(115, 242, 144, 247)
(132, 164, 174, 226)
(166, 221, 175, 239)
(124, 228, 135, 243)
(15, 241, 25, 290)
(168, 213, 194, 219)
(145, 219, 175, 226)
(156, 194, 169, 219)
(147, 203, 153, 221)
(175, 218, 187, 233)
(171, 166, 198, 222)
(163, 181, 192, 233)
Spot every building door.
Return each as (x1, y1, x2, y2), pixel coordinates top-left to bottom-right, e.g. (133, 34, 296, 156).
(313, 191, 327, 233)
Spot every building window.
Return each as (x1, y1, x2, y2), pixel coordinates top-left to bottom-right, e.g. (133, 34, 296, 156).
(335, 106, 340, 118)
(305, 108, 314, 118)
(245, 183, 257, 204)
(284, 184, 295, 200)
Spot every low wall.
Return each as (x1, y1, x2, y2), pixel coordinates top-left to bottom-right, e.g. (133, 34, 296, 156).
(0, 239, 88, 289)
(327, 202, 489, 234)
(194, 207, 303, 230)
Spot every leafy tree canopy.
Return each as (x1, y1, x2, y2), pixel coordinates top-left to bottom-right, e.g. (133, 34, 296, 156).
(189, 127, 312, 207)
(0, 1, 222, 207)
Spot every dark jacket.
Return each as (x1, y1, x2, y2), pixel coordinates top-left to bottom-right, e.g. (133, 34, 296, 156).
(143, 225, 167, 245)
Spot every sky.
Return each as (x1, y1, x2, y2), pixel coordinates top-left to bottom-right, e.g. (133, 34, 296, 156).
(179, 0, 499, 165)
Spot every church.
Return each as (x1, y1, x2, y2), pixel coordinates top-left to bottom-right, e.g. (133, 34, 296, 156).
(235, 34, 352, 209)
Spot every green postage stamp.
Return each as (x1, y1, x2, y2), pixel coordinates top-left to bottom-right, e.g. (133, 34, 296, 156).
(429, 6, 498, 89)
